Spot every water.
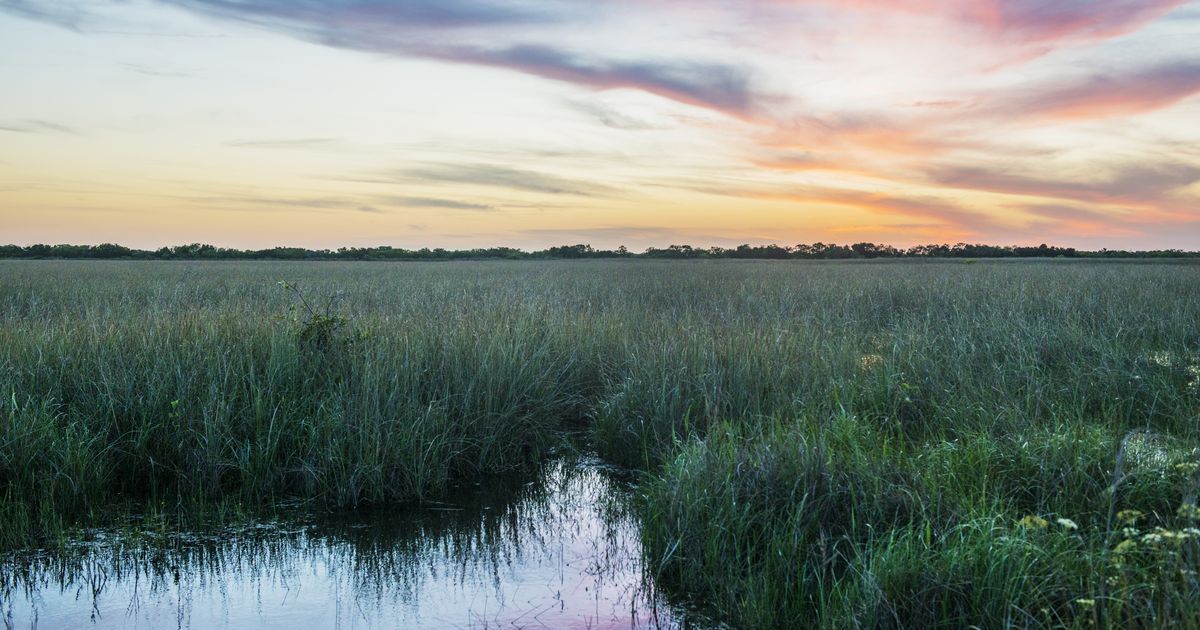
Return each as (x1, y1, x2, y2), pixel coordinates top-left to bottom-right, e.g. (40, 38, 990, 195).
(1, 457, 703, 629)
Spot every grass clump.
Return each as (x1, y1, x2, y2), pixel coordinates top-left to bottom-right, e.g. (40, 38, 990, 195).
(826, 518, 1093, 629)
(641, 417, 936, 626)
(642, 420, 1200, 627)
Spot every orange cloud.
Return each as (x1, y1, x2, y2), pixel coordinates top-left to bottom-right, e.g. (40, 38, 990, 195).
(759, 114, 980, 159)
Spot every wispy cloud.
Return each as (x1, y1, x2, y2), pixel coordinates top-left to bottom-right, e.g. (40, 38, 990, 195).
(0, 119, 83, 135)
(796, 0, 1185, 46)
(780, 188, 997, 234)
(120, 62, 197, 78)
(165, 0, 559, 29)
(961, 0, 1185, 44)
(760, 113, 983, 160)
(156, 0, 762, 117)
(188, 194, 380, 213)
(1012, 203, 1163, 239)
(429, 44, 757, 117)
(684, 177, 997, 236)
(381, 196, 493, 211)
(929, 161, 1200, 207)
(569, 99, 660, 131)
(0, 0, 94, 30)
(391, 163, 615, 197)
(993, 61, 1200, 121)
(225, 137, 342, 149)
(518, 225, 770, 246)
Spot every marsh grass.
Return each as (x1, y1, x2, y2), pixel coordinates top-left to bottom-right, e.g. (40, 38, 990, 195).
(2, 258, 1199, 627)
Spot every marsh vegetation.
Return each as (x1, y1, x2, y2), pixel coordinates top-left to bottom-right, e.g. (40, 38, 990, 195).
(2, 259, 1199, 627)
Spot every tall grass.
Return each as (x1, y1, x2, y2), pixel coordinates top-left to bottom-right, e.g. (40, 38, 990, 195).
(2, 258, 1199, 626)
(0, 261, 609, 547)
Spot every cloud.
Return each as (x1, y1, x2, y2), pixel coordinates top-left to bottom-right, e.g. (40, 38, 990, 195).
(787, 188, 997, 232)
(381, 196, 493, 211)
(120, 63, 197, 78)
(0, 119, 83, 135)
(1009, 203, 1159, 239)
(19, 0, 754, 118)
(430, 44, 757, 117)
(188, 194, 383, 213)
(686, 178, 996, 234)
(1020, 203, 1130, 223)
(568, 100, 660, 131)
(0, 0, 94, 30)
(393, 163, 615, 196)
(751, 151, 881, 176)
(165, 0, 558, 29)
(762, 113, 981, 158)
(995, 61, 1200, 121)
(6, 0, 1180, 124)
(930, 161, 1200, 207)
(159, 0, 761, 117)
(967, 0, 1185, 44)
(745, 60, 1200, 184)
(518, 225, 771, 246)
(797, 0, 1185, 45)
(225, 137, 342, 149)
(521, 226, 684, 239)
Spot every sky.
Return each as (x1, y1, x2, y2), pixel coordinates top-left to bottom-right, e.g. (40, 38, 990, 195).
(1, 0, 1198, 251)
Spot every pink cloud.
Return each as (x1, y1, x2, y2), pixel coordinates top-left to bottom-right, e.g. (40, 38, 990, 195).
(998, 62, 1200, 121)
(929, 161, 1200, 212)
(775, 0, 1185, 44)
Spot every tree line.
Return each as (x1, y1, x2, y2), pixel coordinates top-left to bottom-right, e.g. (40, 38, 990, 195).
(0, 242, 1194, 261)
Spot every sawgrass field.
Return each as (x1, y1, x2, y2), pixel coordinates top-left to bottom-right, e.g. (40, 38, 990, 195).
(2, 258, 1199, 627)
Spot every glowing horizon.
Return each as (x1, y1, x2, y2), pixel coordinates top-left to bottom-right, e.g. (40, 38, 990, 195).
(2, 0, 1198, 251)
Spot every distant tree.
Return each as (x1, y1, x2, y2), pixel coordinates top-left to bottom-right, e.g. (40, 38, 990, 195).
(48, 244, 89, 258)
(545, 244, 595, 259)
(91, 243, 132, 259)
(851, 242, 899, 258)
(0, 240, 1192, 261)
(23, 244, 52, 258)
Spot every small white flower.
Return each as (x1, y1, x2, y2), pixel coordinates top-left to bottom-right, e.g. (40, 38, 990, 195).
(1056, 518, 1079, 531)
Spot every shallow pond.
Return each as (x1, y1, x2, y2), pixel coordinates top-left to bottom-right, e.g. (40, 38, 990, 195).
(1, 457, 706, 629)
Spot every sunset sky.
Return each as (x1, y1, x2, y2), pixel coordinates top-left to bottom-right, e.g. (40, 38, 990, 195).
(2, 0, 1198, 250)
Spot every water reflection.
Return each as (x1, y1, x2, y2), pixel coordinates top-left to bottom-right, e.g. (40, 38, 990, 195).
(1, 457, 699, 629)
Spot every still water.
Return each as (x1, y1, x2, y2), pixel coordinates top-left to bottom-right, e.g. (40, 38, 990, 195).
(1, 457, 704, 629)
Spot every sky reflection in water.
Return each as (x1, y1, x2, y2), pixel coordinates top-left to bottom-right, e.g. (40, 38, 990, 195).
(1, 457, 698, 629)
